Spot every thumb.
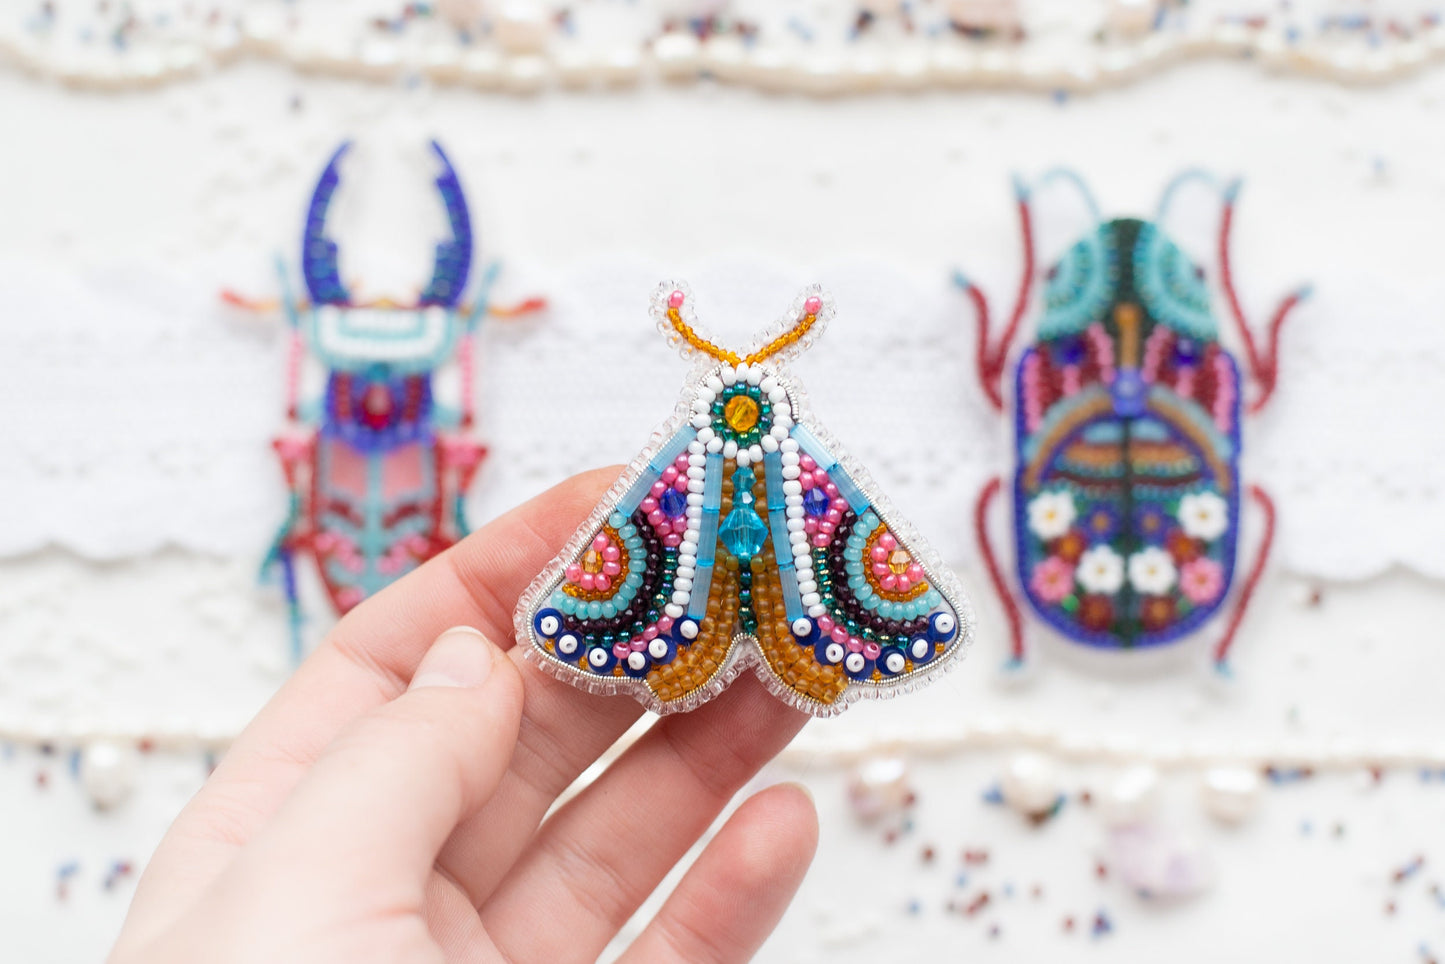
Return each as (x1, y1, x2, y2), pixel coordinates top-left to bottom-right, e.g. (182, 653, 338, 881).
(239, 626, 524, 894)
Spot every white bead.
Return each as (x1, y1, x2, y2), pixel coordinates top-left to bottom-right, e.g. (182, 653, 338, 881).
(687, 492, 704, 506)
(798, 579, 818, 595)
(825, 642, 846, 664)
(782, 480, 802, 496)
(749, 444, 763, 463)
(781, 438, 799, 453)
(847, 756, 912, 822)
(679, 552, 697, 568)
(649, 638, 670, 659)
(588, 647, 610, 668)
(723, 440, 738, 459)
(782, 464, 801, 480)
(885, 652, 907, 674)
(734, 362, 750, 382)
(792, 542, 811, 559)
(787, 517, 806, 532)
(706, 436, 724, 454)
(769, 387, 787, 404)
(678, 619, 699, 639)
(680, 540, 698, 556)
(696, 387, 716, 404)
(676, 565, 695, 579)
(736, 448, 752, 467)
(493, 0, 552, 54)
(761, 434, 779, 453)
(80, 740, 140, 810)
(844, 653, 867, 674)
(807, 603, 827, 617)
(697, 426, 715, 445)
(690, 412, 711, 429)
(1200, 767, 1263, 824)
(771, 425, 790, 441)
(687, 441, 705, 457)
(557, 634, 580, 656)
(791, 617, 813, 636)
(746, 366, 763, 385)
(795, 555, 813, 573)
(537, 613, 561, 636)
(689, 454, 706, 469)
(684, 528, 700, 543)
(627, 652, 648, 671)
(675, 577, 694, 592)
(760, 377, 777, 394)
(1000, 752, 1063, 817)
(1100, 765, 1162, 827)
(664, 603, 684, 618)
(686, 465, 704, 480)
(785, 493, 803, 506)
(775, 415, 794, 430)
(773, 401, 792, 419)
(910, 637, 931, 660)
(688, 479, 705, 493)
(932, 612, 956, 636)
(802, 591, 822, 607)
(691, 397, 711, 415)
(720, 365, 737, 385)
(705, 375, 724, 394)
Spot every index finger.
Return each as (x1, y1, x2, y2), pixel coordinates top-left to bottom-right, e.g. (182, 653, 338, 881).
(123, 467, 628, 938)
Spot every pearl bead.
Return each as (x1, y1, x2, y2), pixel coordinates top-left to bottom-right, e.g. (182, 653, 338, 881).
(1099, 765, 1161, 826)
(80, 740, 140, 810)
(847, 756, 913, 822)
(1200, 767, 1262, 824)
(1000, 752, 1063, 817)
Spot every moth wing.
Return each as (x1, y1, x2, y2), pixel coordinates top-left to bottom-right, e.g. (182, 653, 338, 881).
(750, 420, 970, 716)
(518, 423, 742, 712)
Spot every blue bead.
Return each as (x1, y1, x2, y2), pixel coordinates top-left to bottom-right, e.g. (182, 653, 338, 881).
(802, 488, 830, 517)
(1111, 369, 1147, 417)
(720, 468, 768, 562)
(659, 487, 687, 518)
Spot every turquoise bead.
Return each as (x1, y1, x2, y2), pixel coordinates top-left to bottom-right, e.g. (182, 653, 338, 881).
(586, 601, 603, 620)
(609, 512, 626, 528)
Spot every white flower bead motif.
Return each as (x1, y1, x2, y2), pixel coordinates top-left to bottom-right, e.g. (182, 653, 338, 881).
(1076, 544, 1125, 594)
(1178, 491, 1228, 542)
(1027, 490, 1077, 540)
(1128, 547, 1178, 595)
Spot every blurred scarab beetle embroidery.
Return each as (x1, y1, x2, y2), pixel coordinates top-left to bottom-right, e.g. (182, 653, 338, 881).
(955, 170, 1309, 673)
(225, 141, 543, 659)
(515, 283, 974, 717)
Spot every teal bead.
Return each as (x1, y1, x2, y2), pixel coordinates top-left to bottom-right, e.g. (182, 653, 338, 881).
(626, 573, 643, 588)
(629, 557, 647, 572)
(601, 602, 617, 619)
(586, 601, 603, 620)
(843, 547, 862, 562)
(608, 512, 626, 528)
(619, 524, 637, 539)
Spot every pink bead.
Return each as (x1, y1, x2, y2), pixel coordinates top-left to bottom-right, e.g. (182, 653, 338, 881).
(846, 637, 864, 653)
(817, 521, 835, 535)
(640, 497, 658, 514)
(674, 476, 689, 492)
(565, 563, 583, 582)
(800, 454, 816, 471)
(862, 641, 882, 660)
(812, 469, 829, 486)
(650, 481, 667, 497)
(817, 615, 835, 634)
(872, 561, 889, 577)
(648, 509, 666, 527)
(643, 625, 660, 640)
(825, 483, 839, 498)
(881, 574, 898, 591)
(672, 517, 688, 534)
(613, 642, 631, 658)
(593, 534, 609, 551)
(878, 532, 897, 551)
(603, 545, 621, 562)
(906, 563, 924, 581)
(895, 577, 912, 593)
(825, 508, 843, 524)
(662, 466, 678, 484)
(830, 626, 849, 643)
(871, 545, 889, 563)
(602, 562, 621, 577)
(579, 573, 596, 590)
(811, 533, 830, 548)
(804, 296, 822, 315)
(663, 534, 682, 548)
(669, 289, 685, 308)
(630, 638, 647, 652)
(800, 474, 815, 491)
(657, 616, 674, 633)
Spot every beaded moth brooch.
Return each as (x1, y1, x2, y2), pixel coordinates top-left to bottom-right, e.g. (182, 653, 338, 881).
(515, 284, 973, 717)
(230, 140, 541, 659)
(957, 170, 1309, 673)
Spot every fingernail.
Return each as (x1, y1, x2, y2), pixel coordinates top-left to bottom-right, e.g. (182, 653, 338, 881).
(409, 626, 494, 690)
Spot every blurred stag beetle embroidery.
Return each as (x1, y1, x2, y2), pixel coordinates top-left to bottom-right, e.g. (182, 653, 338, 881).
(955, 170, 1309, 674)
(225, 141, 544, 659)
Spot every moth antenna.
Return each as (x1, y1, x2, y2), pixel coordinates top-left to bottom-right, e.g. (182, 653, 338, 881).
(742, 286, 829, 366)
(653, 283, 741, 364)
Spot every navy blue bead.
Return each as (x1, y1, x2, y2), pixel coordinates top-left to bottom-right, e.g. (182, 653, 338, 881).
(927, 611, 958, 643)
(803, 488, 830, 517)
(878, 646, 909, 677)
(1110, 369, 1147, 418)
(659, 487, 687, 518)
(584, 645, 617, 675)
(533, 608, 564, 639)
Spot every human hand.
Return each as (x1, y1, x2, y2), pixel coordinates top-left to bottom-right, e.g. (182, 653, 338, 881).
(110, 469, 818, 963)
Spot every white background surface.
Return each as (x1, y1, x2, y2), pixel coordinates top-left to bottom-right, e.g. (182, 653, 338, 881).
(2, 43, 1445, 964)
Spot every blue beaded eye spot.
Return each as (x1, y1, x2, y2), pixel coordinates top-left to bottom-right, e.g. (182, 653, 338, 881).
(928, 611, 958, 643)
(879, 647, 909, 677)
(622, 650, 652, 678)
(585, 645, 617, 674)
(674, 618, 701, 645)
(534, 608, 564, 639)
(842, 651, 876, 680)
(790, 617, 817, 644)
(646, 634, 678, 665)
(909, 635, 937, 665)
(554, 632, 583, 659)
(815, 638, 845, 666)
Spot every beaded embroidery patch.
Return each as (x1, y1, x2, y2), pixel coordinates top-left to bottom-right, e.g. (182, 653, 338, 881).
(958, 170, 1308, 672)
(515, 283, 973, 717)
(247, 141, 539, 658)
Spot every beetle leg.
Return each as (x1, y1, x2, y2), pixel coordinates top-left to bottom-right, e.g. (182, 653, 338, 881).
(1213, 484, 1276, 671)
(1218, 181, 1310, 413)
(976, 476, 1026, 668)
